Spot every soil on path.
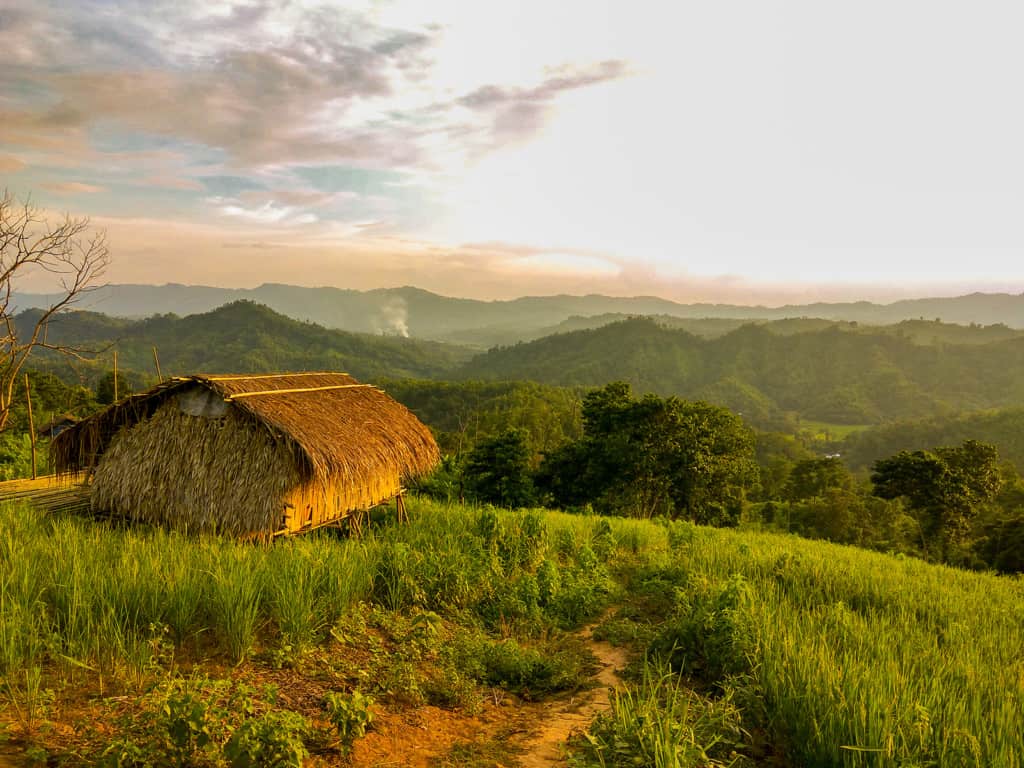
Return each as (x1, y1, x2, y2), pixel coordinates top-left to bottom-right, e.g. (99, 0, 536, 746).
(512, 620, 628, 767)
(349, 618, 628, 768)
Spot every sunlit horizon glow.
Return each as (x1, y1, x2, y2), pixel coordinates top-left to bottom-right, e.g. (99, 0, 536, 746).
(2, 1, 1023, 303)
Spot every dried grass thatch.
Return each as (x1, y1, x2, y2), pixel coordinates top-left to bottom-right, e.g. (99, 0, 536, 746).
(51, 372, 440, 536)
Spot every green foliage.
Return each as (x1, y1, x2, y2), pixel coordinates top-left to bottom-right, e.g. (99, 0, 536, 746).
(381, 378, 583, 460)
(573, 662, 751, 768)
(840, 406, 1024, 473)
(98, 676, 266, 767)
(463, 428, 536, 507)
(460, 317, 1024, 428)
(96, 370, 133, 404)
(323, 690, 374, 746)
(223, 711, 310, 768)
(3, 497, 1024, 766)
(20, 301, 471, 385)
(649, 573, 754, 684)
(872, 440, 1003, 559)
(209, 552, 264, 664)
(583, 525, 1024, 767)
(1, 369, 96, 435)
(445, 630, 593, 698)
(539, 382, 756, 521)
(784, 457, 853, 501)
(158, 678, 222, 764)
(0, 432, 49, 480)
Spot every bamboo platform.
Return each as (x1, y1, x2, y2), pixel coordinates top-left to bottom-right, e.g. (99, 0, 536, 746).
(0, 474, 91, 516)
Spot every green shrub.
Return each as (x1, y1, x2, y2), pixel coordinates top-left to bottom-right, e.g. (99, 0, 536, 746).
(323, 690, 374, 746)
(573, 661, 751, 768)
(648, 574, 754, 684)
(223, 711, 310, 768)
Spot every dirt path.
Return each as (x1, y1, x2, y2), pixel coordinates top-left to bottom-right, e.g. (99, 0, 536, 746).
(512, 620, 629, 767)
(349, 619, 629, 768)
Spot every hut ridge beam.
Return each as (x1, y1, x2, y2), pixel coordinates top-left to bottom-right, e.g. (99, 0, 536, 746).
(205, 372, 347, 382)
(226, 384, 375, 399)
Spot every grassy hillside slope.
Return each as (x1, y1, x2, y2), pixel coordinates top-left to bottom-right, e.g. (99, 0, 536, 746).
(0, 500, 1020, 766)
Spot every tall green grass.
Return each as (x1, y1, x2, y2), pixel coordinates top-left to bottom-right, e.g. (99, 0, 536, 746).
(2, 499, 1021, 766)
(650, 523, 1024, 767)
(0, 499, 621, 690)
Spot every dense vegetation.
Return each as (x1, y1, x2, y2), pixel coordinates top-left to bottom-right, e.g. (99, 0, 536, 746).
(1, 500, 1021, 766)
(460, 317, 1024, 427)
(838, 406, 1024, 471)
(18, 302, 472, 386)
(21, 301, 1024, 433)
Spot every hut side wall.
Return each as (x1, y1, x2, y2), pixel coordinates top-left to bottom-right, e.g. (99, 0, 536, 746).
(283, 468, 403, 532)
(90, 400, 301, 536)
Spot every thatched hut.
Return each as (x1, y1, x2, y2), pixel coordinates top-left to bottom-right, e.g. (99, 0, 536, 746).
(52, 372, 439, 537)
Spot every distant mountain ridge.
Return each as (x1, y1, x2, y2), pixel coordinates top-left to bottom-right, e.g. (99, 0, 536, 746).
(13, 284, 1024, 345)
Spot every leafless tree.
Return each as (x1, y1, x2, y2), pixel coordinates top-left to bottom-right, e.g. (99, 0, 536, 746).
(0, 190, 109, 431)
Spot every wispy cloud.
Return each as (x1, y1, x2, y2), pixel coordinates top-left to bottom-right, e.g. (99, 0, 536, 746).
(41, 181, 105, 194)
(0, 155, 26, 173)
(454, 60, 630, 145)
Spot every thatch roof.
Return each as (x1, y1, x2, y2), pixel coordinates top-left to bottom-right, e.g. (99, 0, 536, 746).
(52, 372, 440, 484)
(37, 412, 80, 439)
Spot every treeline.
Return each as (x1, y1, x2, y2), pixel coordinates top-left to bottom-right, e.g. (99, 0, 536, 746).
(459, 318, 1024, 428)
(5, 366, 1023, 574)
(411, 382, 1024, 575)
(22, 302, 1024, 431)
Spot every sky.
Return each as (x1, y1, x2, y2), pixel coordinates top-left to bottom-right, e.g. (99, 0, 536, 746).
(2, 0, 1023, 303)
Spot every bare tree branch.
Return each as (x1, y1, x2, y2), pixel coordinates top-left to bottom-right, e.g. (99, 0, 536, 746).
(0, 189, 110, 431)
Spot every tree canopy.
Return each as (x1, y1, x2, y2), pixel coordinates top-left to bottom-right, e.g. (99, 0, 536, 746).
(537, 382, 756, 523)
(871, 440, 1003, 560)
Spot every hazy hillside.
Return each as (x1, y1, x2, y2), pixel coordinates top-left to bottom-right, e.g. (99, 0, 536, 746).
(14, 284, 1024, 345)
(19, 301, 472, 383)
(447, 313, 1024, 348)
(459, 318, 1024, 427)
(838, 407, 1024, 471)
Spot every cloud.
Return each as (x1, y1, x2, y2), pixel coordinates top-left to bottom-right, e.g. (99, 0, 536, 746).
(453, 60, 630, 145)
(0, 155, 26, 173)
(42, 181, 104, 194)
(1, 2, 437, 171)
(138, 175, 205, 191)
(1, 1, 630, 180)
(211, 198, 318, 226)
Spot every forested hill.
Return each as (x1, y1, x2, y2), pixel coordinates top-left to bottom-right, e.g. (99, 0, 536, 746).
(18, 301, 472, 383)
(458, 318, 1024, 427)
(450, 313, 1024, 348)
(838, 407, 1024, 471)
(14, 283, 1024, 345)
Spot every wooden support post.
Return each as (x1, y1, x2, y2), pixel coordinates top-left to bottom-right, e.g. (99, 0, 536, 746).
(24, 374, 36, 480)
(152, 346, 163, 381)
(396, 492, 408, 525)
(113, 350, 118, 401)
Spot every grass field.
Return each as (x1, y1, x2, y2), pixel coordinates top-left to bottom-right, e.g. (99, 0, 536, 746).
(0, 499, 1021, 766)
(798, 420, 871, 441)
